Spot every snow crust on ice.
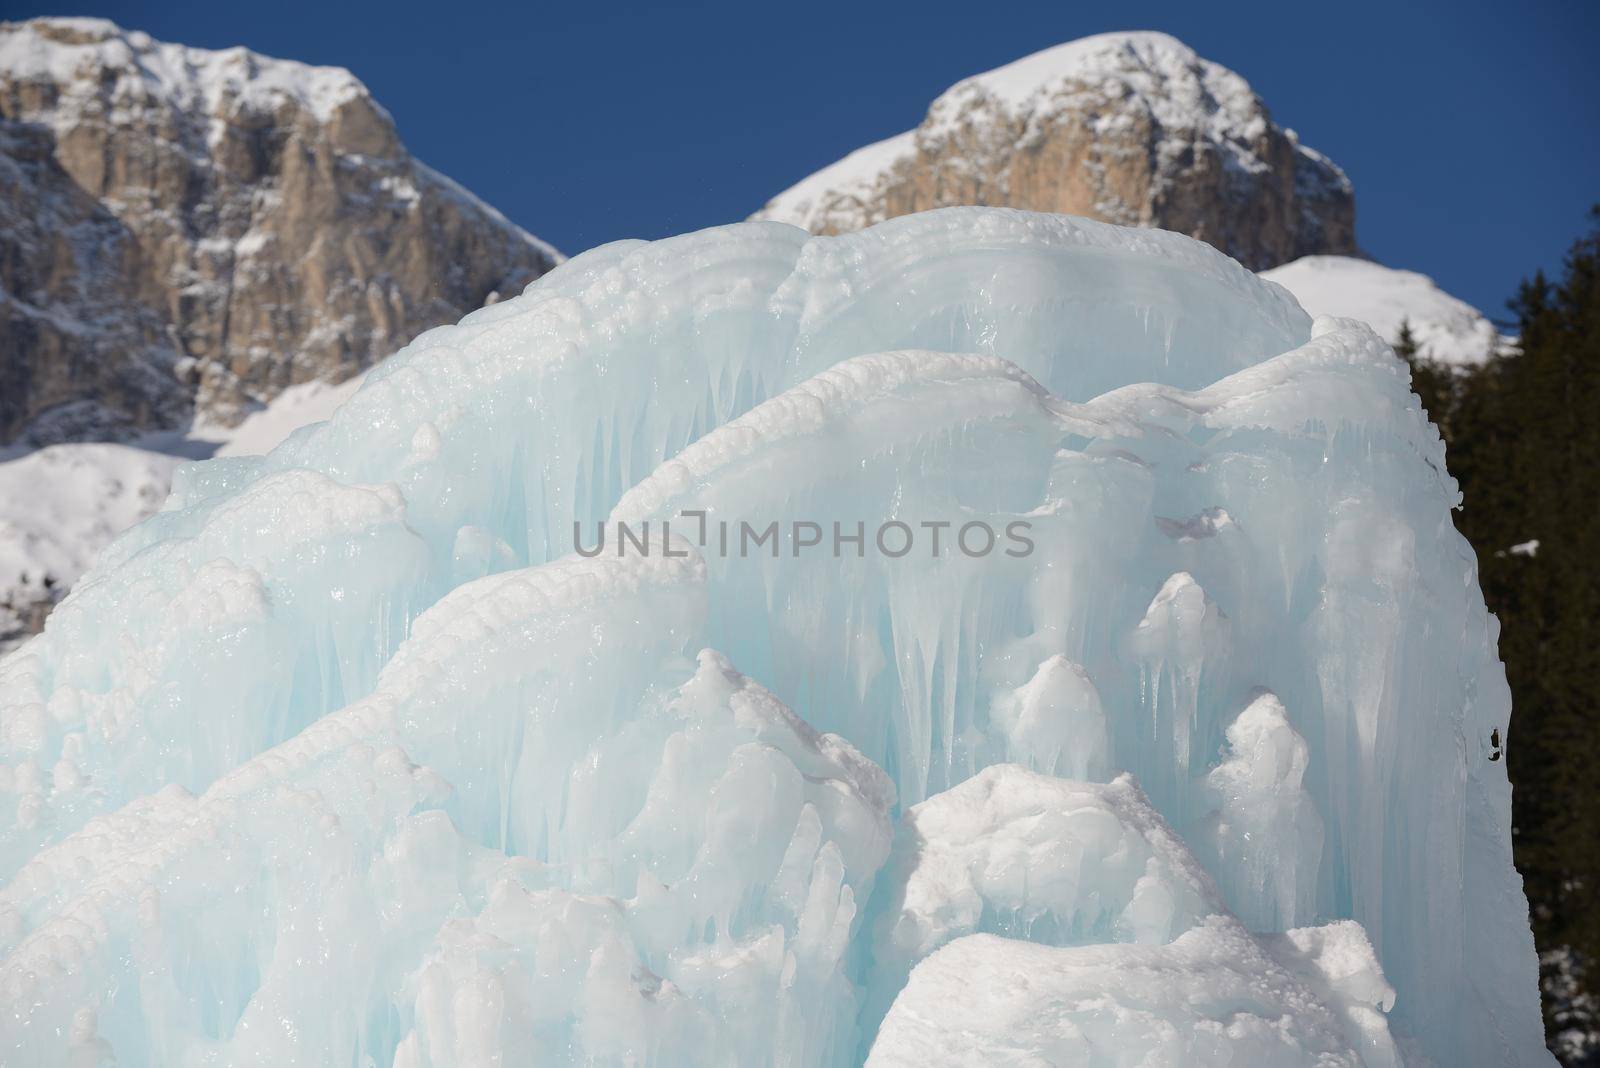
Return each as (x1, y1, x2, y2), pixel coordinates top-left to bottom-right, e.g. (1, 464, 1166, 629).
(1262, 254, 1505, 366)
(869, 920, 1399, 1067)
(862, 765, 1225, 1035)
(0, 208, 1549, 1066)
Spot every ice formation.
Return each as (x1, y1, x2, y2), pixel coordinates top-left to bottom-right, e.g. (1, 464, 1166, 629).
(0, 208, 1548, 1066)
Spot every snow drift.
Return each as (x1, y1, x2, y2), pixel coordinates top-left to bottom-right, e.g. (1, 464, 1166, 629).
(0, 208, 1547, 1066)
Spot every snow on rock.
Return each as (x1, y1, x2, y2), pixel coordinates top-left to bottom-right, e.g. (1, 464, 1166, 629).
(1262, 254, 1506, 366)
(0, 208, 1549, 1066)
(867, 920, 1400, 1067)
(754, 32, 1356, 270)
(0, 15, 366, 128)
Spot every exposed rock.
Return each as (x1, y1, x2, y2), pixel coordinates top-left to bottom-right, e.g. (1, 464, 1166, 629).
(754, 32, 1356, 270)
(0, 16, 560, 446)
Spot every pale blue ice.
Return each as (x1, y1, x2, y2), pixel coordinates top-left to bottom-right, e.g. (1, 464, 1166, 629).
(0, 209, 1548, 1066)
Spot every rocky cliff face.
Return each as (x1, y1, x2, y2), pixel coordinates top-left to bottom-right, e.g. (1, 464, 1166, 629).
(0, 17, 560, 446)
(754, 32, 1356, 271)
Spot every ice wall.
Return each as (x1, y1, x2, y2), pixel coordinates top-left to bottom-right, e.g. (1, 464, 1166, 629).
(0, 208, 1548, 1066)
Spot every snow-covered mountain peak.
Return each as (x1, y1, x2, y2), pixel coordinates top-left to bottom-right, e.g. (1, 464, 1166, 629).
(1, 16, 370, 130)
(755, 32, 1356, 270)
(926, 31, 1268, 151)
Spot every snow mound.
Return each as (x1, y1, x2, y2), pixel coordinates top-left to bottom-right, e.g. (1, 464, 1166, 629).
(869, 920, 1399, 1067)
(1262, 255, 1505, 366)
(863, 766, 1226, 1035)
(0, 208, 1548, 1066)
(0, 444, 182, 652)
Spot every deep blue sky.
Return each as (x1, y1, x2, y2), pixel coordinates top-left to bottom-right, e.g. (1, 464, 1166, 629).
(16, 0, 1598, 317)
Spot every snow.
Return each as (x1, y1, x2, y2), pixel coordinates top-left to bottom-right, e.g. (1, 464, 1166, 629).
(869, 921, 1399, 1067)
(194, 374, 370, 458)
(0, 207, 1550, 1065)
(0, 444, 182, 650)
(753, 131, 916, 232)
(862, 766, 1228, 1039)
(0, 377, 371, 654)
(0, 18, 561, 265)
(1262, 254, 1505, 366)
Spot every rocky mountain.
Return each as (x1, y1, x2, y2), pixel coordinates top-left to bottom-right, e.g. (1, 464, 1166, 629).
(754, 31, 1356, 271)
(0, 16, 560, 447)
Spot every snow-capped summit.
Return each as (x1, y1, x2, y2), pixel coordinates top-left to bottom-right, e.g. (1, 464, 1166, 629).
(0, 16, 560, 448)
(754, 31, 1356, 270)
(1263, 255, 1506, 366)
(923, 31, 1268, 147)
(0, 16, 370, 129)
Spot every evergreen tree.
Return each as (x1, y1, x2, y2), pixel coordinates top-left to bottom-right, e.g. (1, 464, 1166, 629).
(1394, 318, 1455, 438)
(1424, 208, 1600, 1063)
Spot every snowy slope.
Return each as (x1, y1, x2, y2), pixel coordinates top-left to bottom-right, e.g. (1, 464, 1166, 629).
(0, 445, 182, 648)
(191, 375, 369, 459)
(1263, 255, 1505, 366)
(759, 131, 916, 234)
(0, 377, 367, 652)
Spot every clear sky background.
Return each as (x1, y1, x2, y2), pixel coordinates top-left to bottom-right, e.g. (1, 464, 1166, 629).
(14, 0, 1597, 318)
